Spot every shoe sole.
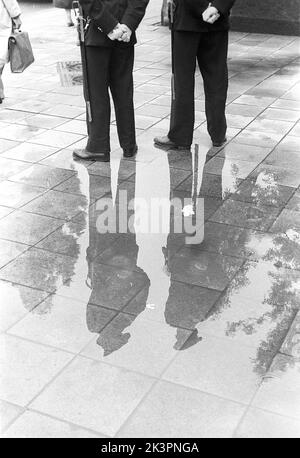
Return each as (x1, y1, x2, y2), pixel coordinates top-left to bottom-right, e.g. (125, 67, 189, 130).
(154, 140, 190, 151)
(73, 152, 110, 162)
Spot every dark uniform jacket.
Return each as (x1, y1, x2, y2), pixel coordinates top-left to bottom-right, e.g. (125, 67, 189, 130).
(174, 0, 236, 32)
(79, 0, 149, 47)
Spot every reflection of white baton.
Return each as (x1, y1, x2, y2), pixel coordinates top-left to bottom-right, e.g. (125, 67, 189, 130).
(192, 144, 199, 220)
(182, 144, 198, 219)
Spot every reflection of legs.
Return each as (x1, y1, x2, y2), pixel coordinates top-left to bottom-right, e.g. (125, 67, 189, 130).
(110, 46, 136, 151)
(197, 31, 229, 144)
(65, 9, 74, 26)
(0, 64, 5, 101)
(85, 161, 146, 355)
(85, 46, 111, 154)
(168, 32, 199, 147)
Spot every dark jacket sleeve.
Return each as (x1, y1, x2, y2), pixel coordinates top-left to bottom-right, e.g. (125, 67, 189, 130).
(122, 0, 149, 31)
(80, 0, 119, 34)
(93, 0, 119, 33)
(211, 0, 236, 15)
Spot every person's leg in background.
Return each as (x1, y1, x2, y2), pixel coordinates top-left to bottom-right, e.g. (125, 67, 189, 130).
(197, 31, 229, 146)
(109, 45, 136, 157)
(74, 46, 112, 161)
(65, 9, 74, 27)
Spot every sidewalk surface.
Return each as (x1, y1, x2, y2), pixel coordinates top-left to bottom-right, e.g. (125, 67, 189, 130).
(0, 0, 300, 438)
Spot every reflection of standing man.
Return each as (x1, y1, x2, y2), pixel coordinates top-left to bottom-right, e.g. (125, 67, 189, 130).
(73, 0, 149, 162)
(85, 159, 150, 354)
(154, 0, 236, 150)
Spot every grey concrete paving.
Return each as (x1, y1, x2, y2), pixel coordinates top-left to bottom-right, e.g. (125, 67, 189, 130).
(0, 0, 299, 438)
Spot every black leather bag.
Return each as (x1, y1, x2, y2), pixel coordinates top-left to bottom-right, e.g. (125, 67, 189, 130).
(8, 30, 35, 73)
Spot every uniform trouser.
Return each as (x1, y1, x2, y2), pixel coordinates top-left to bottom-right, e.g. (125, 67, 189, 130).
(168, 30, 229, 146)
(85, 45, 136, 153)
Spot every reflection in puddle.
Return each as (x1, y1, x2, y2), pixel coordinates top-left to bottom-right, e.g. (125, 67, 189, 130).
(83, 143, 299, 374)
(4, 141, 299, 382)
(53, 160, 92, 303)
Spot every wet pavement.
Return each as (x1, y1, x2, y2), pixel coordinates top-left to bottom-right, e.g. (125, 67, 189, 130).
(0, 1, 300, 438)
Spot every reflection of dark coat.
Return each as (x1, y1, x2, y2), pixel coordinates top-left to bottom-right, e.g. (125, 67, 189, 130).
(79, 0, 149, 47)
(174, 0, 236, 32)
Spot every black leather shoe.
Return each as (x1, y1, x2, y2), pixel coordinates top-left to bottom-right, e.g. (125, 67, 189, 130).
(212, 138, 227, 148)
(123, 144, 138, 158)
(154, 135, 191, 151)
(73, 149, 110, 162)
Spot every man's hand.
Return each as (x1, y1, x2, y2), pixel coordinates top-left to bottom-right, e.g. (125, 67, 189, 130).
(117, 24, 132, 43)
(12, 15, 22, 30)
(202, 4, 220, 24)
(107, 24, 124, 41)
